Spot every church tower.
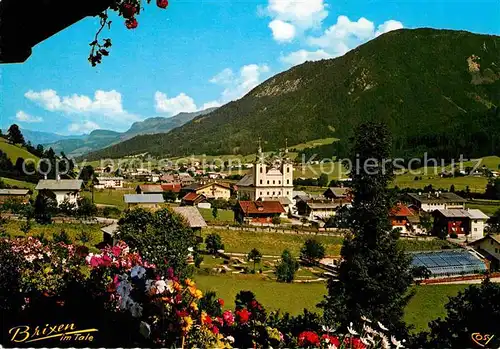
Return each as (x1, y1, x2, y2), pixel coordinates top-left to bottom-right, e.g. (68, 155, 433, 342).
(253, 138, 267, 193)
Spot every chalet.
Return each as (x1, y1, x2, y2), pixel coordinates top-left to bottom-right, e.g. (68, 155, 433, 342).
(35, 179, 83, 207)
(161, 183, 181, 193)
(432, 208, 488, 240)
(136, 184, 164, 194)
(297, 200, 341, 220)
(182, 182, 231, 200)
(234, 200, 285, 224)
(262, 196, 292, 216)
(0, 189, 30, 204)
(172, 206, 207, 232)
(323, 187, 351, 201)
(469, 234, 500, 271)
(94, 177, 124, 189)
(389, 204, 421, 235)
(407, 192, 466, 212)
(124, 194, 164, 210)
(181, 192, 208, 206)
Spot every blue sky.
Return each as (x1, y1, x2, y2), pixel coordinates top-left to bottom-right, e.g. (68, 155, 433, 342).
(1, 0, 499, 135)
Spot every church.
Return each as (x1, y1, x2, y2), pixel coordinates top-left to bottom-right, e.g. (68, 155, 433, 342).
(236, 141, 294, 208)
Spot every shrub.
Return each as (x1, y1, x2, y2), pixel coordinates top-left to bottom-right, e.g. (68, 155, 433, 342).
(53, 229, 72, 244)
(275, 249, 299, 283)
(205, 233, 224, 255)
(300, 239, 326, 264)
(450, 233, 458, 239)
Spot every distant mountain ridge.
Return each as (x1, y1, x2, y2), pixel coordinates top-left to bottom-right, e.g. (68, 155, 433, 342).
(41, 107, 218, 157)
(83, 28, 500, 161)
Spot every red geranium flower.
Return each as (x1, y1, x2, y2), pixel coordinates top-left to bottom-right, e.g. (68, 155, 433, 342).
(322, 334, 340, 347)
(218, 298, 224, 307)
(344, 337, 367, 349)
(157, 0, 169, 9)
(111, 245, 122, 257)
(125, 17, 138, 29)
(223, 310, 235, 326)
(121, 3, 137, 18)
(298, 331, 320, 347)
(235, 308, 251, 324)
(212, 326, 219, 335)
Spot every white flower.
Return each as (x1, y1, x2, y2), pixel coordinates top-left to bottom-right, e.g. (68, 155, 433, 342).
(327, 344, 337, 349)
(391, 335, 404, 349)
(154, 280, 167, 294)
(363, 323, 374, 334)
(360, 337, 370, 346)
(365, 334, 376, 345)
(361, 315, 372, 323)
(381, 334, 390, 349)
(85, 253, 94, 263)
(226, 336, 235, 343)
(347, 322, 359, 335)
(378, 321, 389, 331)
(322, 325, 335, 333)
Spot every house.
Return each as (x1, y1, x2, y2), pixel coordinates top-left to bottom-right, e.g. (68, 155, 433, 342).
(182, 182, 231, 200)
(136, 184, 164, 194)
(407, 192, 466, 212)
(161, 183, 181, 193)
(124, 194, 165, 210)
(323, 187, 351, 201)
(389, 204, 421, 235)
(432, 208, 488, 240)
(469, 234, 500, 271)
(0, 189, 30, 204)
(181, 192, 208, 206)
(236, 143, 294, 203)
(234, 200, 285, 224)
(297, 200, 342, 220)
(262, 196, 292, 216)
(178, 173, 195, 186)
(172, 206, 207, 232)
(35, 179, 83, 207)
(94, 177, 125, 189)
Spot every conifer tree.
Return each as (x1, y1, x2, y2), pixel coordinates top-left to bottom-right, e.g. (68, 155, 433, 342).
(321, 122, 413, 334)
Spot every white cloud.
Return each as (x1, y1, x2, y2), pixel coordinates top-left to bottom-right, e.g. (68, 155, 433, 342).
(24, 89, 140, 133)
(280, 49, 333, 66)
(156, 63, 270, 116)
(267, 0, 328, 30)
(375, 20, 404, 37)
(154, 92, 198, 115)
(269, 20, 296, 42)
(213, 64, 271, 103)
(202, 101, 223, 110)
(68, 121, 100, 134)
(15, 111, 43, 123)
(281, 16, 404, 66)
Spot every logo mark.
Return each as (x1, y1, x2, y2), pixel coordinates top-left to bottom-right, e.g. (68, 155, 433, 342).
(471, 333, 495, 348)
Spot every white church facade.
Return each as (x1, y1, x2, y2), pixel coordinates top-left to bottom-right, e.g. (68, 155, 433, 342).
(236, 143, 294, 207)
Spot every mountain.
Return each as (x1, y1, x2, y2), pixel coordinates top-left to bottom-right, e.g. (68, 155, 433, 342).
(124, 108, 218, 138)
(45, 108, 217, 157)
(1, 128, 85, 145)
(84, 28, 500, 162)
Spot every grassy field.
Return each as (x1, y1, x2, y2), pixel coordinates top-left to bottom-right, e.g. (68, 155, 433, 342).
(194, 272, 467, 331)
(0, 177, 36, 190)
(201, 229, 344, 256)
(405, 284, 467, 332)
(392, 172, 487, 192)
(199, 208, 234, 223)
(200, 229, 452, 257)
(3, 220, 103, 247)
(0, 138, 40, 164)
(82, 189, 135, 210)
(195, 273, 326, 315)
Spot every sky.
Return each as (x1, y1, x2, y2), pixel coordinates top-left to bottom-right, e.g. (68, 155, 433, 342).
(1, 0, 499, 135)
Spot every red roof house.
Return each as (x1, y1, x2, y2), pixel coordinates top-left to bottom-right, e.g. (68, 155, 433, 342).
(161, 183, 181, 193)
(234, 201, 285, 224)
(181, 192, 207, 206)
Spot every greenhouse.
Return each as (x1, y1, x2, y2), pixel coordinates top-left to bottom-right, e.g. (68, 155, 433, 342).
(411, 249, 487, 278)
